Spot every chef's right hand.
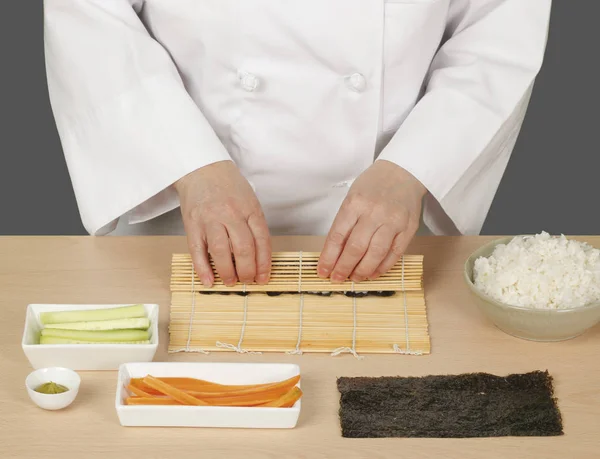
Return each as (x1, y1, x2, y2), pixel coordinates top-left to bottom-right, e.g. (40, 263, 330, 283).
(174, 160, 272, 288)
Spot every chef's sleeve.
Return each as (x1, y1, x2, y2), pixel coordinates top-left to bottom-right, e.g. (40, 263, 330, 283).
(377, 0, 552, 235)
(44, 0, 232, 235)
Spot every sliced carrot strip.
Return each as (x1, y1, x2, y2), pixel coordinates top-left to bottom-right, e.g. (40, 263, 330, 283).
(123, 385, 302, 407)
(281, 399, 301, 408)
(142, 375, 208, 406)
(127, 383, 152, 398)
(129, 377, 244, 392)
(124, 396, 267, 407)
(125, 393, 288, 407)
(191, 388, 291, 406)
(188, 377, 299, 399)
(258, 387, 303, 408)
(131, 377, 277, 390)
(125, 397, 181, 406)
(129, 379, 159, 394)
(187, 388, 288, 402)
(131, 375, 301, 397)
(216, 375, 300, 396)
(127, 375, 302, 408)
(131, 376, 297, 391)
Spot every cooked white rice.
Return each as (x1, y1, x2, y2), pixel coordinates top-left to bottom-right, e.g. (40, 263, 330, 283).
(473, 232, 600, 309)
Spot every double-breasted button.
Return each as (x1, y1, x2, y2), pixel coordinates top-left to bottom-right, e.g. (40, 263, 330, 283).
(345, 73, 366, 92)
(238, 71, 260, 92)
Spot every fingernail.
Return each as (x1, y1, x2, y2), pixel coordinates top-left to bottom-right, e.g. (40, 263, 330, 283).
(331, 274, 345, 283)
(256, 274, 269, 284)
(224, 277, 236, 286)
(350, 275, 361, 283)
(317, 268, 329, 279)
(201, 276, 212, 287)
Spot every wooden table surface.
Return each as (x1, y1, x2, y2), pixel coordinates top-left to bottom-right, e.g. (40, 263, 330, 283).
(1, 235, 598, 459)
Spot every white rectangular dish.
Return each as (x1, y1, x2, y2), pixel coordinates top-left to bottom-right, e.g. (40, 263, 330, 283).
(115, 362, 301, 428)
(21, 304, 159, 370)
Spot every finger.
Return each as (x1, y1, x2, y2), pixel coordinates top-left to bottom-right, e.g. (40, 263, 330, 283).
(186, 230, 214, 288)
(330, 217, 380, 283)
(226, 219, 257, 284)
(248, 212, 272, 285)
(349, 225, 396, 283)
(317, 202, 360, 279)
(206, 223, 237, 286)
(371, 230, 414, 280)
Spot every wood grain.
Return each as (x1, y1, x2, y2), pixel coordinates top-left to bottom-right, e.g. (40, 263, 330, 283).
(169, 252, 428, 355)
(170, 252, 424, 292)
(1, 235, 599, 459)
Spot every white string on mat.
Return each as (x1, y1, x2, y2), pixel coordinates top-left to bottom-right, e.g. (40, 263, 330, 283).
(171, 265, 209, 354)
(393, 256, 423, 356)
(286, 250, 304, 355)
(215, 283, 262, 354)
(331, 281, 363, 360)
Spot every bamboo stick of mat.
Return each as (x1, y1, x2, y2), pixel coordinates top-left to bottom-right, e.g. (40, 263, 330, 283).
(168, 252, 430, 357)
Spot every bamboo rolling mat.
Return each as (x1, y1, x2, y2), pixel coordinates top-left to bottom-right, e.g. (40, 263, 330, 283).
(169, 252, 430, 357)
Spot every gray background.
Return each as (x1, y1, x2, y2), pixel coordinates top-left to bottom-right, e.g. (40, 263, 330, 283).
(1, 1, 597, 236)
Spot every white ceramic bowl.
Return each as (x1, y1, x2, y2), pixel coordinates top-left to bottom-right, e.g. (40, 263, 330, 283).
(21, 304, 159, 370)
(464, 237, 600, 341)
(26, 367, 81, 410)
(115, 362, 301, 428)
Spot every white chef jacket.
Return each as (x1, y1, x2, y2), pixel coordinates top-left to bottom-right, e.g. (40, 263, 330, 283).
(44, 0, 552, 237)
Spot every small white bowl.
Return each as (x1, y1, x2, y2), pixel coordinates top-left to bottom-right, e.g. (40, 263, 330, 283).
(26, 367, 81, 410)
(21, 304, 159, 370)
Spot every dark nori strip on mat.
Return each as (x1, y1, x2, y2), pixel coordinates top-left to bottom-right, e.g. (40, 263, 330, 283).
(372, 291, 395, 297)
(337, 371, 563, 439)
(198, 290, 396, 298)
(344, 291, 369, 298)
(199, 291, 397, 297)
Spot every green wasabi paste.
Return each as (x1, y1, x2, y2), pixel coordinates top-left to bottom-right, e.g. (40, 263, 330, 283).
(34, 381, 69, 394)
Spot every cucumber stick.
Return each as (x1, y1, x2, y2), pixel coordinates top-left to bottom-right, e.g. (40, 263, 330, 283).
(39, 336, 151, 345)
(43, 317, 150, 331)
(40, 328, 150, 342)
(39, 304, 147, 325)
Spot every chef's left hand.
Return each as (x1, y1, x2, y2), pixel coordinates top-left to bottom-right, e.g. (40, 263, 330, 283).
(317, 160, 426, 283)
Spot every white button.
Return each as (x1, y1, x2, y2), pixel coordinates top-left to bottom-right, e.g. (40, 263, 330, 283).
(346, 73, 366, 92)
(238, 71, 259, 92)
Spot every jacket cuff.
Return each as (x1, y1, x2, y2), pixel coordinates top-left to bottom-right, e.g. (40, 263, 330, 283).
(376, 86, 527, 235)
(55, 74, 231, 235)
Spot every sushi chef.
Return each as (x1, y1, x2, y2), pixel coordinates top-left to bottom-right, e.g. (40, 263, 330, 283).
(44, 0, 552, 287)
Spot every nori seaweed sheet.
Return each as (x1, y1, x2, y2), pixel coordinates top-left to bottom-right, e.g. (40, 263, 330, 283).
(199, 291, 396, 297)
(337, 371, 563, 438)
